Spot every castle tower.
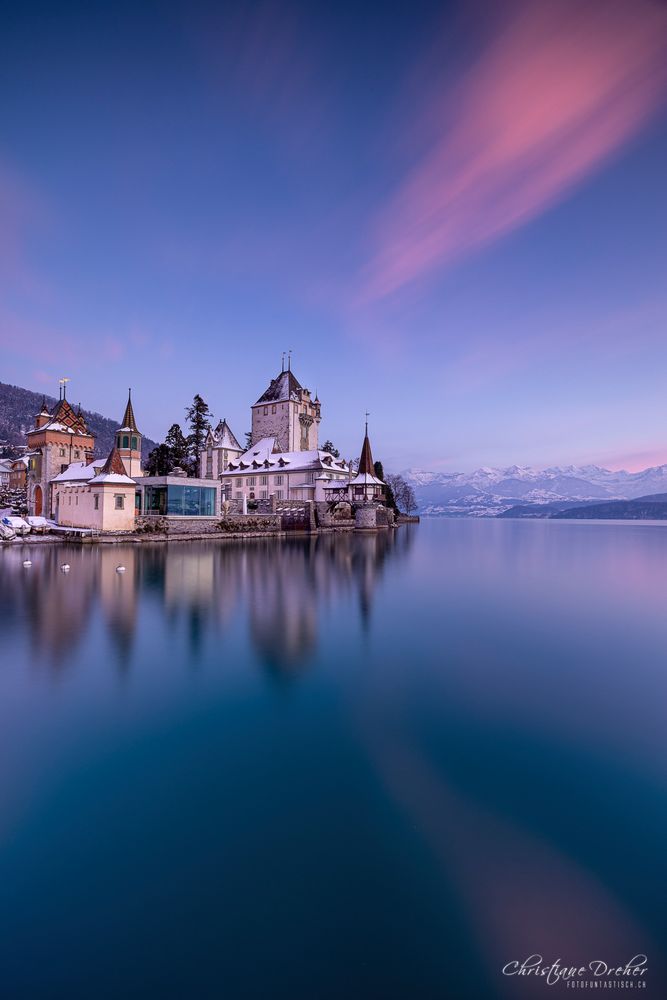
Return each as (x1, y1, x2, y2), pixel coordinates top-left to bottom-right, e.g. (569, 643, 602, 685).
(251, 359, 321, 452)
(26, 382, 96, 517)
(349, 417, 385, 502)
(115, 389, 143, 478)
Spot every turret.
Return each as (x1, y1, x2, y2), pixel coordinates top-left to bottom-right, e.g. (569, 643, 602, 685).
(115, 389, 143, 478)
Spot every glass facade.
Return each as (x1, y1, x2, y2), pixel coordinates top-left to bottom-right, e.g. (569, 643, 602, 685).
(143, 484, 216, 516)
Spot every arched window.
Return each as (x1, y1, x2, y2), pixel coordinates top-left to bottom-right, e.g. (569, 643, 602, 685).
(116, 435, 121, 448)
(131, 437, 137, 450)
(122, 435, 129, 449)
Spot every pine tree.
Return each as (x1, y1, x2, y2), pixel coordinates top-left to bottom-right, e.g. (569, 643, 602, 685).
(244, 430, 252, 450)
(184, 397, 211, 476)
(322, 440, 340, 458)
(164, 423, 189, 470)
(146, 443, 173, 476)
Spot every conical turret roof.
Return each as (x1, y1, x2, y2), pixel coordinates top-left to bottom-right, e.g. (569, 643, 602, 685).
(118, 389, 139, 433)
(100, 446, 129, 476)
(358, 429, 375, 476)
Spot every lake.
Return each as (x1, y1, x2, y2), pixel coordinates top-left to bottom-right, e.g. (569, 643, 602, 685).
(1, 520, 666, 998)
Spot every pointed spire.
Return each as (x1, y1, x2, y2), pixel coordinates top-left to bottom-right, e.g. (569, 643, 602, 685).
(358, 415, 375, 476)
(119, 388, 139, 434)
(100, 445, 129, 476)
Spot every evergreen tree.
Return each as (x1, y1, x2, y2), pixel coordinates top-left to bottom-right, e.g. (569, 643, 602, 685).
(374, 460, 398, 511)
(184, 397, 211, 476)
(322, 440, 340, 458)
(164, 423, 189, 469)
(146, 443, 173, 476)
(244, 430, 252, 450)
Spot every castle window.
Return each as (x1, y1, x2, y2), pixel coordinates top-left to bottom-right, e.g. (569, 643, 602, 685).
(115, 495, 125, 510)
(272, 404, 276, 414)
(132, 437, 137, 450)
(274, 475, 283, 485)
(217, 451, 222, 474)
(247, 477, 256, 487)
(59, 448, 65, 457)
(263, 406, 268, 415)
(94, 496, 99, 510)
(260, 475, 268, 485)
(74, 450, 80, 459)
(122, 435, 129, 449)
(260, 490, 267, 499)
(275, 490, 283, 499)
(61, 464, 68, 473)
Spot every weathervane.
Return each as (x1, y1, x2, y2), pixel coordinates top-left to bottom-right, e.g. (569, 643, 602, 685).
(59, 376, 70, 400)
(365, 410, 370, 434)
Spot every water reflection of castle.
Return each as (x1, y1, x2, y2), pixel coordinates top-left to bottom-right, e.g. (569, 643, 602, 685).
(0, 530, 415, 675)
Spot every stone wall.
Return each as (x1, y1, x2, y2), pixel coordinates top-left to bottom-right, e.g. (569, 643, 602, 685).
(136, 515, 222, 535)
(354, 504, 378, 530)
(219, 515, 281, 533)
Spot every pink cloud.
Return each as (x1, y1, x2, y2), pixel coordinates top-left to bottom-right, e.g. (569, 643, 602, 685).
(358, 0, 667, 303)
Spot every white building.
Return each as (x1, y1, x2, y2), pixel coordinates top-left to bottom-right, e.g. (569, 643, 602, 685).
(0, 458, 12, 486)
(51, 446, 137, 531)
(223, 437, 349, 502)
(200, 418, 243, 480)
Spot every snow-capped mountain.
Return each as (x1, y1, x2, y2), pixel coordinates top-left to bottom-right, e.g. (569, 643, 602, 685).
(402, 464, 667, 516)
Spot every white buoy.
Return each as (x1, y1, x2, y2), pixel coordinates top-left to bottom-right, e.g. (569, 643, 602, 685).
(23, 560, 32, 568)
(61, 564, 70, 573)
(116, 565, 126, 573)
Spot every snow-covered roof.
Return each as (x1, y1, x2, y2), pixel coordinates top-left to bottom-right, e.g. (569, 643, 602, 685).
(254, 370, 304, 406)
(52, 454, 135, 487)
(349, 472, 384, 487)
(32, 398, 91, 437)
(227, 437, 348, 475)
(207, 418, 242, 451)
(52, 459, 105, 483)
(92, 472, 136, 485)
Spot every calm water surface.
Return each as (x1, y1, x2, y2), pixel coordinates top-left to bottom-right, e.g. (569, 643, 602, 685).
(1, 520, 666, 999)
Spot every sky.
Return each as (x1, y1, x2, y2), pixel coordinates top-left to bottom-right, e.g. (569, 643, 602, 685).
(1, 0, 667, 473)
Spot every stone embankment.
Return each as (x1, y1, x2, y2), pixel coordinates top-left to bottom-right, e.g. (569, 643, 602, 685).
(2, 500, 405, 546)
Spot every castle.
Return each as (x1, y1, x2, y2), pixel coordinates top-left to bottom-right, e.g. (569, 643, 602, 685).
(24, 360, 385, 531)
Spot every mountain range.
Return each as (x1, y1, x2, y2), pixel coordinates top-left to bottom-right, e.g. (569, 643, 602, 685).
(402, 464, 667, 517)
(0, 382, 157, 460)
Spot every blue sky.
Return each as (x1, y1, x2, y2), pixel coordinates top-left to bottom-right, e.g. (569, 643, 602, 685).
(2, 0, 667, 472)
